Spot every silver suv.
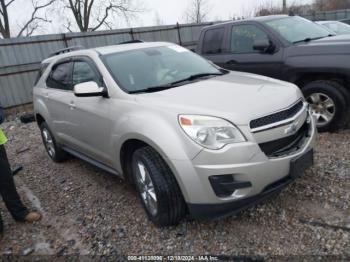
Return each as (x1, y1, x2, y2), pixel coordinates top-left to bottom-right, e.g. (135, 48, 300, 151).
(33, 42, 316, 226)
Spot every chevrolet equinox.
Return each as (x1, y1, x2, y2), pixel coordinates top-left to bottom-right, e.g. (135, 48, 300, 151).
(33, 42, 316, 226)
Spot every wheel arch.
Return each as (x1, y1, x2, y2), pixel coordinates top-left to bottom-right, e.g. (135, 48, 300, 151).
(293, 72, 349, 90)
(117, 132, 196, 203)
(35, 113, 46, 127)
(34, 97, 52, 128)
(118, 133, 185, 180)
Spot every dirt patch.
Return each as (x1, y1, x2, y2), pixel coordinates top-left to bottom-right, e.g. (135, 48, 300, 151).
(0, 120, 349, 257)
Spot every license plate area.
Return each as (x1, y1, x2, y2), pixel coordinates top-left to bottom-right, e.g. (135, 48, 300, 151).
(290, 149, 314, 179)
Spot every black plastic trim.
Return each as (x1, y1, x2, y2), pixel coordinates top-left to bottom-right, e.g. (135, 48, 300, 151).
(209, 175, 252, 197)
(250, 100, 303, 129)
(188, 177, 290, 220)
(188, 149, 313, 220)
(62, 146, 121, 177)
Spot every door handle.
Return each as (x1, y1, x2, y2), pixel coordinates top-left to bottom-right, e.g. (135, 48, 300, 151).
(225, 60, 237, 65)
(69, 102, 76, 110)
(44, 93, 49, 99)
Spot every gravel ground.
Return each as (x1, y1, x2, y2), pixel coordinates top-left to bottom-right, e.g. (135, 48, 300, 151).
(0, 119, 349, 259)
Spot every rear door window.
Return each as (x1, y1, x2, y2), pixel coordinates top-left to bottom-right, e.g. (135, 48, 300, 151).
(202, 28, 224, 54)
(46, 62, 73, 91)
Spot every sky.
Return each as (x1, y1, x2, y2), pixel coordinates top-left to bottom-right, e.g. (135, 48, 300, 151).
(133, 0, 313, 26)
(139, 0, 283, 25)
(10, 0, 313, 35)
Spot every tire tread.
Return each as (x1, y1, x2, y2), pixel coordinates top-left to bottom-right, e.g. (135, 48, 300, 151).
(302, 80, 348, 132)
(132, 146, 186, 226)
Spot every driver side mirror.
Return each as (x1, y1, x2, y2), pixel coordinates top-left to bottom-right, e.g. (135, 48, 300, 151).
(253, 39, 275, 53)
(74, 81, 106, 97)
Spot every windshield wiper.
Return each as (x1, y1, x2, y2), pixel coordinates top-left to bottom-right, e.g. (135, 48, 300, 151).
(293, 35, 332, 44)
(129, 72, 224, 94)
(170, 72, 224, 85)
(129, 84, 176, 94)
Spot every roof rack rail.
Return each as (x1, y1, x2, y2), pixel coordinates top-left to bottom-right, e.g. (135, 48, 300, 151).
(49, 46, 85, 57)
(118, 40, 144, 45)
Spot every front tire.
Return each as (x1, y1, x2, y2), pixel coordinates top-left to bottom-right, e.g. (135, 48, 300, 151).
(302, 81, 348, 132)
(0, 212, 3, 237)
(132, 146, 186, 227)
(39, 122, 68, 162)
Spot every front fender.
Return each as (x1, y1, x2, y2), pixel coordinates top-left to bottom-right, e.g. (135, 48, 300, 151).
(113, 112, 202, 166)
(284, 55, 350, 83)
(111, 112, 203, 201)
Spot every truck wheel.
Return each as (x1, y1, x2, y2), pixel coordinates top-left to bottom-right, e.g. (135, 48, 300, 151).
(302, 81, 348, 132)
(132, 146, 186, 227)
(39, 122, 68, 162)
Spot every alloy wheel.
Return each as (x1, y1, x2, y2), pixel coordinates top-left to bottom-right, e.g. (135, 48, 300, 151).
(135, 161, 158, 216)
(306, 92, 336, 127)
(42, 128, 55, 158)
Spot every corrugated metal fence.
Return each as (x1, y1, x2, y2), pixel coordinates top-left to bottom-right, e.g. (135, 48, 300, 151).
(302, 8, 350, 21)
(2, 9, 350, 108)
(0, 21, 215, 108)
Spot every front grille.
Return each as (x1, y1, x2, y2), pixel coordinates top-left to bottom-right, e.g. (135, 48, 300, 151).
(259, 120, 309, 157)
(250, 101, 304, 129)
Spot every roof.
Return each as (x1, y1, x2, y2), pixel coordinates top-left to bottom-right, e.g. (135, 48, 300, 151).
(42, 41, 172, 63)
(95, 41, 170, 55)
(245, 14, 290, 22)
(201, 15, 291, 28)
(316, 20, 337, 24)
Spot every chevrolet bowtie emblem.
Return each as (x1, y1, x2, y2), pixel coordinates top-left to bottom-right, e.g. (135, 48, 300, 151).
(285, 121, 299, 135)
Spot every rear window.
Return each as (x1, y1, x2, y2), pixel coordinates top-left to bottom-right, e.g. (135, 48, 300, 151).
(202, 28, 224, 54)
(34, 63, 49, 85)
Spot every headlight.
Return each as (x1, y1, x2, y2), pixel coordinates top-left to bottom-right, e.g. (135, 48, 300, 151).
(178, 115, 246, 150)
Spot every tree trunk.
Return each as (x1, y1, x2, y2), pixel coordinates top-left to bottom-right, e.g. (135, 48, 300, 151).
(0, 0, 11, 38)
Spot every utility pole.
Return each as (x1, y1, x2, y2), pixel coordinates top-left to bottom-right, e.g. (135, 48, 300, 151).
(283, 0, 287, 13)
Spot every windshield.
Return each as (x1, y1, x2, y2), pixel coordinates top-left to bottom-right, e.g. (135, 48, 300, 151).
(102, 45, 222, 93)
(264, 16, 331, 43)
(322, 21, 350, 35)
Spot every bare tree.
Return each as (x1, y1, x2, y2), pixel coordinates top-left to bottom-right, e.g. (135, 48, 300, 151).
(63, 0, 140, 32)
(185, 0, 210, 23)
(314, 0, 350, 11)
(254, 0, 283, 16)
(283, 0, 287, 13)
(254, 0, 315, 17)
(0, 0, 54, 38)
(153, 11, 164, 26)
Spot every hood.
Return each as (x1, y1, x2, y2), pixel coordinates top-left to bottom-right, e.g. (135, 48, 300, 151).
(288, 35, 350, 56)
(134, 72, 302, 125)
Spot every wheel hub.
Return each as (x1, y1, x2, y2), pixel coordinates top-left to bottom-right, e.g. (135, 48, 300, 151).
(42, 128, 55, 157)
(307, 93, 335, 127)
(136, 161, 158, 216)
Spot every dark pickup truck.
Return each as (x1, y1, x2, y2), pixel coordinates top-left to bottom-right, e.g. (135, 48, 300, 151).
(196, 15, 350, 132)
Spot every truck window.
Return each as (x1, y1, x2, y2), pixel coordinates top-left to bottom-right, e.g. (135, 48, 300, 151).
(230, 24, 269, 53)
(46, 62, 73, 91)
(202, 28, 224, 54)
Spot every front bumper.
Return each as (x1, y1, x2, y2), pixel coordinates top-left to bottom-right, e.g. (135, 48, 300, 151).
(188, 149, 314, 220)
(188, 174, 292, 220)
(169, 112, 317, 219)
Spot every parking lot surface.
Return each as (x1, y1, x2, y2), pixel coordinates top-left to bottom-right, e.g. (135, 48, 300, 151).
(0, 120, 349, 258)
